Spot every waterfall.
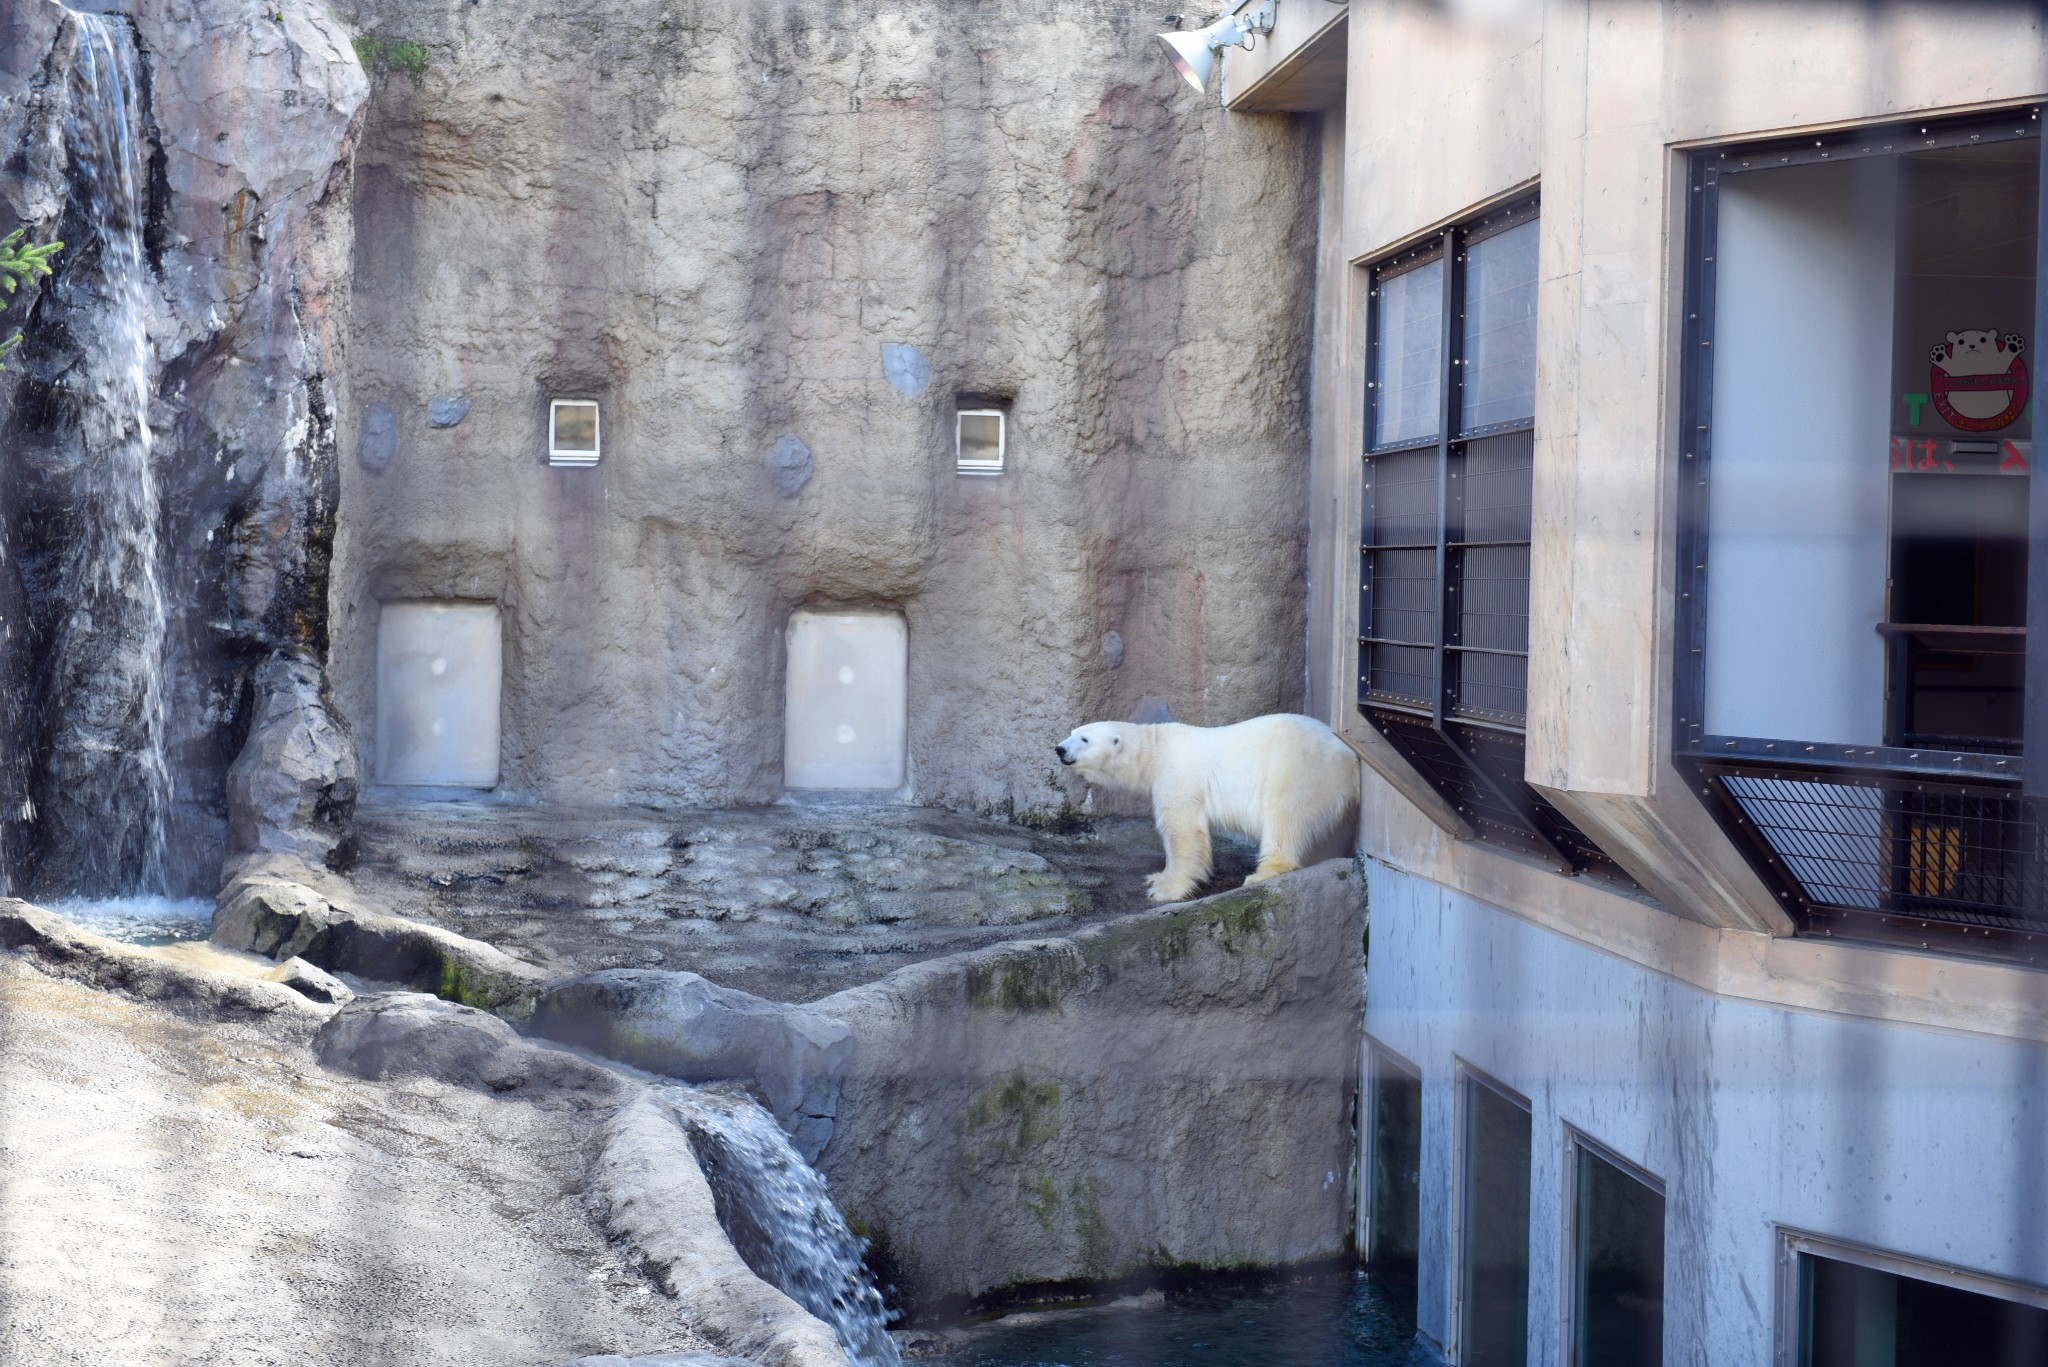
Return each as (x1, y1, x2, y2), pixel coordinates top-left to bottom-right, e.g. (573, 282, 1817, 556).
(30, 8, 172, 896)
(668, 1084, 903, 1367)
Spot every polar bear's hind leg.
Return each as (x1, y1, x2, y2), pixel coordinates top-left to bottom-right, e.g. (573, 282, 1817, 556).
(1244, 810, 1306, 885)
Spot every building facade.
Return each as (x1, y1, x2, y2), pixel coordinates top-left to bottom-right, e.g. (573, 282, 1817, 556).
(1226, 3, 2048, 1362)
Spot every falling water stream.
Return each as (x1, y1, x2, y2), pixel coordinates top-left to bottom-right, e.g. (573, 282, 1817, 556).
(31, 7, 174, 900)
(667, 1084, 903, 1367)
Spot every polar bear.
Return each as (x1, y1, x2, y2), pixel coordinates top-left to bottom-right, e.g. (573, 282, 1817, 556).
(1054, 714, 1360, 903)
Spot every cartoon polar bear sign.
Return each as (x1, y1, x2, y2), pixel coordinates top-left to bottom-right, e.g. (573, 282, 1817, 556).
(1054, 714, 1361, 903)
(1930, 328, 2027, 431)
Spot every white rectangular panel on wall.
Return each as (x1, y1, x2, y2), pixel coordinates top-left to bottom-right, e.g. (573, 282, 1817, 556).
(1704, 157, 1895, 746)
(376, 601, 503, 787)
(784, 610, 907, 791)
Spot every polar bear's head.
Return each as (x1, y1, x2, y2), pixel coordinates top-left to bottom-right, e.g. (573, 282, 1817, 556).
(1054, 721, 1147, 789)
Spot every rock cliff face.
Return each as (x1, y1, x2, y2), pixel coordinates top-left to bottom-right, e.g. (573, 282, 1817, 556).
(0, 0, 365, 894)
(335, 0, 1320, 815)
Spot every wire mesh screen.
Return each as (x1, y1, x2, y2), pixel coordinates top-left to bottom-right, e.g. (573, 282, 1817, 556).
(1710, 765, 2044, 932)
(1362, 448, 1440, 708)
(1449, 430, 1533, 725)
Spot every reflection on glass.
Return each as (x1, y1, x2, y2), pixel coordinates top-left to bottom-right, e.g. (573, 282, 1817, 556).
(958, 411, 1004, 471)
(1802, 1253, 2048, 1367)
(1461, 219, 1539, 432)
(1460, 1075, 1531, 1367)
(1369, 1051, 1422, 1294)
(1375, 258, 1443, 448)
(1573, 1143, 1664, 1367)
(552, 401, 599, 453)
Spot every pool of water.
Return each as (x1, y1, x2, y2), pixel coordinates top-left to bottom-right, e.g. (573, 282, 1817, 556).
(43, 895, 213, 946)
(923, 1272, 1437, 1367)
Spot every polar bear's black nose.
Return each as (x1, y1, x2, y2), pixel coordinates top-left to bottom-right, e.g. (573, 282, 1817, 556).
(1054, 743, 1073, 764)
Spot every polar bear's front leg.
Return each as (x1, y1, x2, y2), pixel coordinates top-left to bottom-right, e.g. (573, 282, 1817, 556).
(1146, 792, 1212, 903)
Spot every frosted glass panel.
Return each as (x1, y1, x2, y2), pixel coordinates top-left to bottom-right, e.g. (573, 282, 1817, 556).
(1461, 220, 1538, 431)
(1703, 158, 1895, 744)
(1374, 259, 1443, 447)
(376, 601, 502, 787)
(784, 610, 908, 790)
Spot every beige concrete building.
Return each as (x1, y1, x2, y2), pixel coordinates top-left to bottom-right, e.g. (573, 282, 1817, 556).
(1215, 2, 2048, 1362)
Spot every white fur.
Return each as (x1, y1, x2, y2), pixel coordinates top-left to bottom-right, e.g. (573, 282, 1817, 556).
(1054, 714, 1360, 903)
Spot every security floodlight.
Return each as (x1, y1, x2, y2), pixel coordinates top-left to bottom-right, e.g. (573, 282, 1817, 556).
(1157, 1, 1275, 94)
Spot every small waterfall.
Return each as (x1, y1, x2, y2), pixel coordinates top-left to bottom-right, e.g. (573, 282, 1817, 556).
(668, 1084, 903, 1367)
(32, 9, 172, 895)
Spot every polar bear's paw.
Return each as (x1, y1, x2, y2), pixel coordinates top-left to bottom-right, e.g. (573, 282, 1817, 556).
(1243, 856, 1300, 886)
(1146, 871, 1198, 904)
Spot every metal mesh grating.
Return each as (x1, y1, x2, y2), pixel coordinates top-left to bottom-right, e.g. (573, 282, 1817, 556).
(1707, 764, 2045, 933)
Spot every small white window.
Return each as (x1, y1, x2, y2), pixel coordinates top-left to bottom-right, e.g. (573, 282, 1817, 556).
(956, 409, 1005, 475)
(549, 399, 601, 466)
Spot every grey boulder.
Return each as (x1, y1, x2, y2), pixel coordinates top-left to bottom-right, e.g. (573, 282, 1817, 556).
(315, 992, 622, 1103)
(223, 653, 360, 867)
(531, 970, 851, 1161)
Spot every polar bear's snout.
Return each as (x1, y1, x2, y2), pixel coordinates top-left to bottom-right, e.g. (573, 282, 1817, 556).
(1054, 741, 1075, 765)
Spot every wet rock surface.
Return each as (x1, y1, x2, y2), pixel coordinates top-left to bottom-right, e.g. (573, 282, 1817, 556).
(343, 798, 1254, 1002)
(533, 970, 852, 1160)
(0, 0, 365, 895)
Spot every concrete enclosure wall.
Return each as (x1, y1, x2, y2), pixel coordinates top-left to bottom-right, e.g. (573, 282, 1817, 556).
(1364, 861, 2048, 1365)
(334, 0, 1323, 815)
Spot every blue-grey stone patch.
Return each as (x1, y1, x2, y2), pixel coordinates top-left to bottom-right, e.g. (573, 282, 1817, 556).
(1130, 694, 1177, 725)
(426, 394, 470, 428)
(1101, 630, 1125, 669)
(357, 402, 397, 471)
(880, 342, 930, 397)
(768, 435, 814, 496)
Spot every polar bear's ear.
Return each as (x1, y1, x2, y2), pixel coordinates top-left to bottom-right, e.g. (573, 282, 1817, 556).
(1947, 331, 1962, 344)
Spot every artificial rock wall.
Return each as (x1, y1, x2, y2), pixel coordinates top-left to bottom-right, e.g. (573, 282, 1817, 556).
(0, 0, 364, 894)
(335, 0, 1321, 814)
(812, 860, 1366, 1315)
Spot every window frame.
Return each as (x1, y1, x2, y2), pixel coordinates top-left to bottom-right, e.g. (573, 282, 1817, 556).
(1358, 194, 1639, 885)
(1772, 1228, 2048, 1367)
(547, 398, 602, 467)
(1564, 1128, 1666, 1367)
(1672, 105, 2048, 962)
(955, 407, 1006, 476)
(1452, 1061, 1534, 1367)
(1360, 1039, 1424, 1280)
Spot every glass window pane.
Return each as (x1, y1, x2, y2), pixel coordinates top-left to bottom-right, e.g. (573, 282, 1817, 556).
(1461, 219, 1539, 431)
(957, 411, 1004, 471)
(1802, 1253, 2048, 1367)
(1375, 258, 1444, 447)
(552, 401, 598, 452)
(1460, 1077, 1531, 1367)
(1574, 1145, 1664, 1367)
(1369, 1052, 1422, 1294)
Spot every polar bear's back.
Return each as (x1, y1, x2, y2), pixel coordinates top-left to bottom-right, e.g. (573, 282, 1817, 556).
(1154, 713, 1358, 841)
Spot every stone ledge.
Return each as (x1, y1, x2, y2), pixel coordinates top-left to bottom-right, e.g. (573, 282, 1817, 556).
(809, 860, 1367, 1317)
(212, 856, 547, 1015)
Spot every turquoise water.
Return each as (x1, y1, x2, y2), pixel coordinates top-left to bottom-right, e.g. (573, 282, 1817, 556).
(927, 1272, 1435, 1367)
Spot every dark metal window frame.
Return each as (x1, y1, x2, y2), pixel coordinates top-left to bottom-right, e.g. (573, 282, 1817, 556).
(1359, 196, 1639, 885)
(1673, 105, 2048, 960)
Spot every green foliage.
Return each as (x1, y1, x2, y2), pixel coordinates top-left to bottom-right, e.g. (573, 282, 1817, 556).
(352, 33, 430, 83)
(0, 227, 62, 370)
